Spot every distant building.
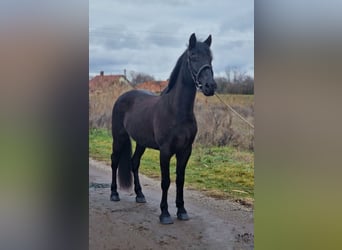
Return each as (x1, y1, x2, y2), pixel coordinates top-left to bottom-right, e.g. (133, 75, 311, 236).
(135, 80, 168, 94)
(89, 71, 131, 93)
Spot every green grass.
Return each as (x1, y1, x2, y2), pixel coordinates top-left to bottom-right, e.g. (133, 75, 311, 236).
(89, 128, 254, 202)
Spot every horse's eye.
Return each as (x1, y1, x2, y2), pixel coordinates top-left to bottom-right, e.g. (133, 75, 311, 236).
(191, 54, 199, 60)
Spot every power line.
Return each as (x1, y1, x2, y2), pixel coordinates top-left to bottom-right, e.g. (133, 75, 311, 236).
(89, 30, 253, 43)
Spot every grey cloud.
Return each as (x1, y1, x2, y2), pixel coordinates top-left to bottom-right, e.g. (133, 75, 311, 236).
(145, 33, 181, 48)
(118, 0, 196, 6)
(220, 19, 253, 33)
(144, 22, 184, 48)
(90, 0, 254, 79)
(90, 25, 144, 51)
(219, 9, 253, 33)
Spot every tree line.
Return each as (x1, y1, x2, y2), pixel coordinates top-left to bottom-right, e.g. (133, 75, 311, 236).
(214, 67, 254, 95)
(129, 68, 254, 95)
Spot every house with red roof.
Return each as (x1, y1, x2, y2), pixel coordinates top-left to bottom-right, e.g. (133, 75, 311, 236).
(89, 71, 132, 93)
(135, 80, 168, 94)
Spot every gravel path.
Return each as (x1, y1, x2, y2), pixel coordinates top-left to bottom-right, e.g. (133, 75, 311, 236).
(89, 158, 254, 249)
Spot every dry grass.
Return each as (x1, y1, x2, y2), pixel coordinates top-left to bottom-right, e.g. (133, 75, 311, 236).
(89, 81, 254, 150)
(89, 78, 132, 129)
(194, 95, 254, 150)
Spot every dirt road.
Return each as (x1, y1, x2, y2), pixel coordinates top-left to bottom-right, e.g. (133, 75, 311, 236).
(89, 159, 254, 250)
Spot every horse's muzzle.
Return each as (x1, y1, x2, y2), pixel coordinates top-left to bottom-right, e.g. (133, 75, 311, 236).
(202, 81, 217, 96)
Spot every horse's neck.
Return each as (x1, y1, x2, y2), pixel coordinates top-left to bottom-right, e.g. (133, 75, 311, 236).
(169, 65, 196, 121)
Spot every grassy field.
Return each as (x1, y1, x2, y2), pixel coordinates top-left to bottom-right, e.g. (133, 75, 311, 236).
(89, 128, 254, 203)
(89, 76, 255, 150)
(196, 93, 254, 106)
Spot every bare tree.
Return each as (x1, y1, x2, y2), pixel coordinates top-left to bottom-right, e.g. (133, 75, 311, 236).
(129, 71, 155, 86)
(215, 66, 254, 94)
(226, 66, 249, 84)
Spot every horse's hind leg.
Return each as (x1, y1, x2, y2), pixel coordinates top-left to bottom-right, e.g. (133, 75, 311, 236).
(132, 144, 146, 203)
(110, 142, 120, 201)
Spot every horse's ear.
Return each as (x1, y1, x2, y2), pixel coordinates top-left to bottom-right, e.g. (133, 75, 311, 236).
(189, 33, 196, 49)
(204, 35, 212, 47)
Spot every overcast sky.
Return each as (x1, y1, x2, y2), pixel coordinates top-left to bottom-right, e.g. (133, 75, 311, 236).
(89, 0, 254, 80)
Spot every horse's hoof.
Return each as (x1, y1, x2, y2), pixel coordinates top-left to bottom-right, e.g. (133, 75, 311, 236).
(110, 193, 120, 201)
(177, 212, 189, 221)
(136, 196, 146, 203)
(159, 215, 174, 224)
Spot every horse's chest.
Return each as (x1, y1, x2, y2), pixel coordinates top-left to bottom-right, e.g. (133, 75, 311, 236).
(170, 122, 197, 149)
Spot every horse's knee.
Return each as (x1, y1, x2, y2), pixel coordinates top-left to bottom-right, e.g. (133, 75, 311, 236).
(161, 178, 171, 190)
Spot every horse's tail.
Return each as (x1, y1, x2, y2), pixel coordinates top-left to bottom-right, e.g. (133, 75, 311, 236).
(117, 133, 133, 189)
(112, 98, 133, 190)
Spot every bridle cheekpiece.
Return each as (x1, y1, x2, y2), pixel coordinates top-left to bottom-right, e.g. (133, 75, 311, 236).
(187, 51, 213, 90)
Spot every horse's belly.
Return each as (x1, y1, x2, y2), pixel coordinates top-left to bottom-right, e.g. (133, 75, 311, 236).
(130, 133, 159, 150)
(124, 121, 159, 149)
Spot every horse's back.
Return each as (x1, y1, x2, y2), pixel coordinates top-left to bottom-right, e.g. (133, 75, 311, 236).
(113, 90, 158, 115)
(112, 89, 161, 149)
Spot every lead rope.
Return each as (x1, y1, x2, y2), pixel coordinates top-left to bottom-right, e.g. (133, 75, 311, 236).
(214, 93, 254, 129)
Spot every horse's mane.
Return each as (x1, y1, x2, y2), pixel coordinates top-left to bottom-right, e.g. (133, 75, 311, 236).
(160, 50, 187, 95)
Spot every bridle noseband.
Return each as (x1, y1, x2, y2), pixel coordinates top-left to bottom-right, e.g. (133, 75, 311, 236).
(187, 51, 213, 90)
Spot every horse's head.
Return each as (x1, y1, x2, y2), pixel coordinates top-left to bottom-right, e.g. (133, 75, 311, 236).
(187, 33, 217, 96)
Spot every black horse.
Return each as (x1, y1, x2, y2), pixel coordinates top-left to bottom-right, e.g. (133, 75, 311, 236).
(110, 33, 217, 224)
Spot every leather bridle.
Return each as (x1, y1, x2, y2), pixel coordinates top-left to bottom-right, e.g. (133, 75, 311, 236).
(187, 51, 213, 90)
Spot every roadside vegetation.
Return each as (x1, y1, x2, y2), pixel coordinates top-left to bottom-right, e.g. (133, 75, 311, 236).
(89, 74, 254, 204)
(90, 128, 254, 202)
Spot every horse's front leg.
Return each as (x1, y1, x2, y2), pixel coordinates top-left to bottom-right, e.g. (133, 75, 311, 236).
(159, 149, 173, 224)
(175, 146, 192, 220)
